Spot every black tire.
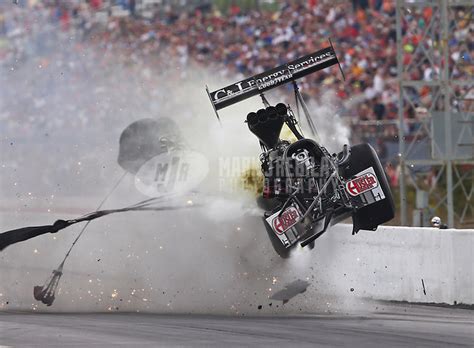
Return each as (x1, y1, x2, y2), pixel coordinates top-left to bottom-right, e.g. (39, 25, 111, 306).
(262, 218, 291, 258)
(342, 143, 395, 232)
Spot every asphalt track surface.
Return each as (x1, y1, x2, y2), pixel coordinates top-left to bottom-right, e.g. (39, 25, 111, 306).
(0, 304, 473, 347)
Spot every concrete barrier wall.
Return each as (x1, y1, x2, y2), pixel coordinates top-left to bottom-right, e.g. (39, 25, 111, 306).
(317, 224, 474, 305)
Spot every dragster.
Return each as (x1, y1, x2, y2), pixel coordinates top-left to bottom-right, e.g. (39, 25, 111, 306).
(206, 41, 395, 258)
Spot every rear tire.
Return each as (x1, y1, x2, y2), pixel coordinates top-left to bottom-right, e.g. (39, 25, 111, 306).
(342, 143, 395, 233)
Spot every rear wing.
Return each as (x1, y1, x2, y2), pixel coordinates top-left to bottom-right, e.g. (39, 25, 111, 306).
(206, 41, 343, 120)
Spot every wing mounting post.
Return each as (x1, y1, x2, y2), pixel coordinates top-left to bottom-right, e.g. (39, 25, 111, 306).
(260, 93, 270, 107)
(292, 80, 319, 139)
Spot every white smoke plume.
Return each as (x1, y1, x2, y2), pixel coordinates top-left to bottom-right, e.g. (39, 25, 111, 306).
(0, 19, 357, 315)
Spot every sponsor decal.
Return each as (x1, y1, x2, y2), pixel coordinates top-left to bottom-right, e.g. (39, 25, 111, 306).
(346, 171, 379, 197)
(271, 206, 300, 234)
(211, 78, 256, 103)
(287, 51, 335, 77)
(255, 67, 293, 90)
(135, 150, 209, 197)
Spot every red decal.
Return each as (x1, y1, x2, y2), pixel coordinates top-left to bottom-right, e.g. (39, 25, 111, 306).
(346, 173, 378, 196)
(272, 207, 300, 234)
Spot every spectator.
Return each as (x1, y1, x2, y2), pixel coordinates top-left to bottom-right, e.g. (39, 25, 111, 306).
(373, 95, 386, 120)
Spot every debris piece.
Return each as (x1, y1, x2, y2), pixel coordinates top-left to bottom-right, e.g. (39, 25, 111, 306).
(421, 279, 426, 295)
(269, 279, 310, 304)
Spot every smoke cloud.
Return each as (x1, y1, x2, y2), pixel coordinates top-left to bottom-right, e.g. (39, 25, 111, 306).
(0, 20, 355, 315)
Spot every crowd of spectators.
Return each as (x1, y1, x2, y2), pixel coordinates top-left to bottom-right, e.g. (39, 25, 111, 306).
(0, 0, 472, 182)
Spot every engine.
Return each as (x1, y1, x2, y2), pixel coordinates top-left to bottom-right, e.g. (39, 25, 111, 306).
(246, 104, 333, 202)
